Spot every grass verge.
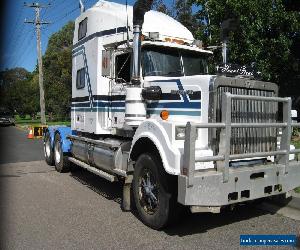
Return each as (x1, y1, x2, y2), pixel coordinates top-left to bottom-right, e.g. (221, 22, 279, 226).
(15, 117, 70, 130)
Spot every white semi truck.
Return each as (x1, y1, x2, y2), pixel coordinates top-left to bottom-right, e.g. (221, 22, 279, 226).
(44, 0, 300, 229)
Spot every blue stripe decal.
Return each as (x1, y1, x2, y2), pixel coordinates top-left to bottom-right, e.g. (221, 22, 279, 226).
(71, 101, 125, 108)
(72, 45, 85, 55)
(72, 26, 128, 51)
(149, 79, 189, 102)
(71, 108, 200, 116)
(71, 101, 200, 109)
(71, 107, 125, 112)
(82, 47, 94, 109)
(147, 102, 201, 109)
(147, 79, 201, 109)
(71, 79, 201, 116)
(73, 46, 94, 109)
(148, 110, 201, 116)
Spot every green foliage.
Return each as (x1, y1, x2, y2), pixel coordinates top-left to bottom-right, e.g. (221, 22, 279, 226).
(193, 0, 300, 95)
(153, 0, 172, 15)
(153, 0, 205, 35)
(0, 68, 38, 116)
(174, 0, 202, 35)
(43, 21, 74, 120)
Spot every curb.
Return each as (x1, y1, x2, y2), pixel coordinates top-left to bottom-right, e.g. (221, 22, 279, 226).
(257, 192, 300, 221)
(259, 201, 300, 221)
(275, 195, 300, 210)
(15, 124, 28, 131)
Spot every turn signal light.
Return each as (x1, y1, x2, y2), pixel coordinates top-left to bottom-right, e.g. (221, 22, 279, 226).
(160, 110, 169, 120)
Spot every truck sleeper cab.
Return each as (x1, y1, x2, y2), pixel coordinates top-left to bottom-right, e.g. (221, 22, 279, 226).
(43, 0, 300, 229)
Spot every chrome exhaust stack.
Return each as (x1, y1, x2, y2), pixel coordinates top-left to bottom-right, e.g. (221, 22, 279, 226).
(125, 0, 153, 127)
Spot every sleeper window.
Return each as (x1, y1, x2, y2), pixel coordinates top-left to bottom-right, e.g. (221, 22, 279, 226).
(76, 68, 85, 89)
(78, 18, 87, 40)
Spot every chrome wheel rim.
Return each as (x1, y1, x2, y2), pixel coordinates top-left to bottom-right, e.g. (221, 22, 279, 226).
(54, 139, 61, 164)
(138, 168, 159, 215)
(44, 136, 51, 158)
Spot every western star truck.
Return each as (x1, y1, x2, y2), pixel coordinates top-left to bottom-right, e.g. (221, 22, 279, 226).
(43, 0, 300, 229)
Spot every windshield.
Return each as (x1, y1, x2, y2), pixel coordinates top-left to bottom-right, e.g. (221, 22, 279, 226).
(181, 51, 208, 76)
(142, 46, 208, 77)
(142, 47, 182, 77)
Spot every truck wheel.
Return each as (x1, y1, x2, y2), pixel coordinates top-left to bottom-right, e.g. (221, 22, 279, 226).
(54, 133, 70, 173)
(44, 131, 54, 166)
(133, 153, 175, 229)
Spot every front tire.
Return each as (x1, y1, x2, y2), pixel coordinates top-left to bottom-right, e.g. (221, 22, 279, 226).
(132, 153, 176, 229)
(54, 133, 70, 173)
(44, 131, 54, 166)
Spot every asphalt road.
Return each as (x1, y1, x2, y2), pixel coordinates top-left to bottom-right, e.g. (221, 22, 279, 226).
(0, 126, 44, 164)
(0, 126, 299, 249)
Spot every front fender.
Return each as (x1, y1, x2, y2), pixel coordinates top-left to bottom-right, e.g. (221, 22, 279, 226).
(130, 119, 180, 175)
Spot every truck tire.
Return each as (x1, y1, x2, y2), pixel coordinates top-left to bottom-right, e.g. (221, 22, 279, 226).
(44, 131, 54, 166)
(54, 133, 70, 173)
(132, 153, 176, 229)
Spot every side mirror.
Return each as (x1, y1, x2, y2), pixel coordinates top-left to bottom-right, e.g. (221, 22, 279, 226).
(142, 86, 162, 101)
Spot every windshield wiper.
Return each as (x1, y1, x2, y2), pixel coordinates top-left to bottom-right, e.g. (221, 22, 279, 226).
(162, 70, 182, 76)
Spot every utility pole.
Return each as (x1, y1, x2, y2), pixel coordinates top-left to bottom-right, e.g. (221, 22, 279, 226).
(24, 2, 51, 125)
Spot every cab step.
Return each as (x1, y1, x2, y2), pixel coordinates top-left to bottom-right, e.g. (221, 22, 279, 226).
(68, 157, 117, 182)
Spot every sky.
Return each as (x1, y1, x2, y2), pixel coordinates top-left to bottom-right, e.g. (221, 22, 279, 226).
(1, 0, 177, 72)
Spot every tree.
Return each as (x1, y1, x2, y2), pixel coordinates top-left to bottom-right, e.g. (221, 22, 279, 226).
(193, 0, 300, 98)
(174, 0, 201, 35)
(43, 21, 74, 120)
(0, 68, 38, 116)
(153, 0, 171, 15)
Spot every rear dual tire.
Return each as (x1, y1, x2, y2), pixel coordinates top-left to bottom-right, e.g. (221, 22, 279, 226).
(54, 133, 70, 173)
(44, 131, 54, 166)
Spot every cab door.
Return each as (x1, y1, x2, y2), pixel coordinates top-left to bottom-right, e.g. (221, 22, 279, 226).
(110, 51, 131, 128)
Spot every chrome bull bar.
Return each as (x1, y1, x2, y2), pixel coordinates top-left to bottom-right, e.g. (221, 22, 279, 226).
(183, 92, 300, 187)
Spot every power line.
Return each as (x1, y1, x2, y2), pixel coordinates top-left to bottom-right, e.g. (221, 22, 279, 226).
(10, 28, 36, 68)
(8, 3, 24, 44)
(43, 0, 73, 20)
(14, 30, 36, 68)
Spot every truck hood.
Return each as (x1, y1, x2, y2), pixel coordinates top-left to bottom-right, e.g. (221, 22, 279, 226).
(144, 75, 214, 123)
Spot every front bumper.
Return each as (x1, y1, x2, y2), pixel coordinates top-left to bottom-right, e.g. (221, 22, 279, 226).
(178, 161, 300, 206)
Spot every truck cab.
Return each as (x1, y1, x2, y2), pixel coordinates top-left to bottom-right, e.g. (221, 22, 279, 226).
(44, 0, 300, 229)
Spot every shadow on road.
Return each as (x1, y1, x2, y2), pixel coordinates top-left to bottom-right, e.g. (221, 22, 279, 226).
(69, 167, 271, 236)
(70, 168, 123, 204)
(163, 205, 269, 236)
(0, 168, 55, 178)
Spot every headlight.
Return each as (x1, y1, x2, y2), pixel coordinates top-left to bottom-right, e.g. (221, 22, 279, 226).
(175, 126, 198, 140)
(175, 126, 186, 140)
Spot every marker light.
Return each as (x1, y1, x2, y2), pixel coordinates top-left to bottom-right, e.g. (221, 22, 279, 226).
(165, 37, 185, 45)
(160, 110, 169, 120)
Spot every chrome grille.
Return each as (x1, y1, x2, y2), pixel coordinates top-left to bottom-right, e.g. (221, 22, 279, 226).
(216, 86, 278, 155)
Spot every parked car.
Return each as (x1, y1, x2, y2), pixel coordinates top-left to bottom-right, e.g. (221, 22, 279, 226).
(0, 111, 15, 126)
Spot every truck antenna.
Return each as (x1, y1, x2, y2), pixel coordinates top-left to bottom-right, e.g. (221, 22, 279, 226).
(126, 0, 130, 47)
(79, 0, 85, 13)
